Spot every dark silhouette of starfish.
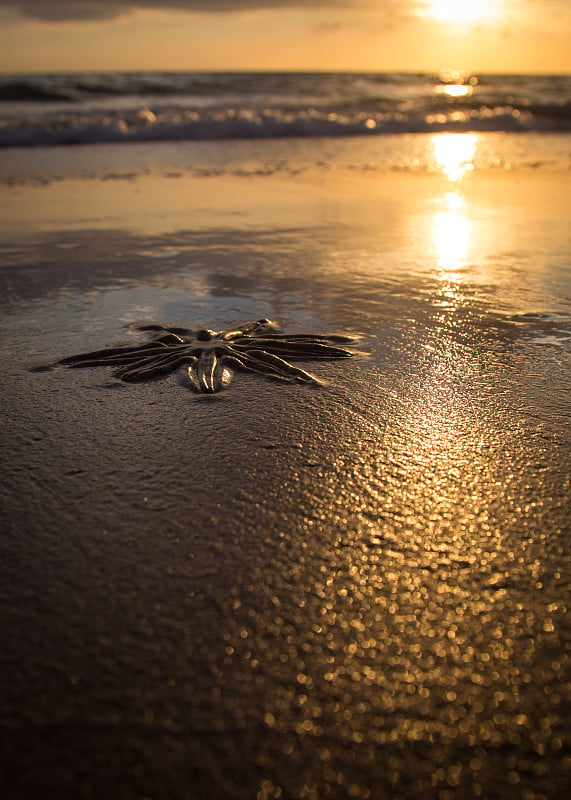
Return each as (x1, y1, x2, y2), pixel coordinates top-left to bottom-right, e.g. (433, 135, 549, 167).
(58, 318, 356, 393)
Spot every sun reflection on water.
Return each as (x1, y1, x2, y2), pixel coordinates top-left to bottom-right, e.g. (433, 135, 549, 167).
(431, 192, 471, 280)
(433, 83, 474, 99)
(432, 133, 477, 182)
(429, 134, 477, 284)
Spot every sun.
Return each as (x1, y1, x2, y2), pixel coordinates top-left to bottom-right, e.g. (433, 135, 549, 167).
(422, 0, 501, 25)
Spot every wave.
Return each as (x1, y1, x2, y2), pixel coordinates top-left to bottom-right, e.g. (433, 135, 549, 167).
(1, 106, 570, 147)
(0, 71, 435, 103)
(1, 71, 570, 147)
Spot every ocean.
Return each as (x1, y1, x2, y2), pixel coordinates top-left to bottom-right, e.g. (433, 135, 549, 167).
(1, 70, 570, 148)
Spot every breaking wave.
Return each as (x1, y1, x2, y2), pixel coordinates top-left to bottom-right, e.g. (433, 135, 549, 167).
(1, 71, 569, 147)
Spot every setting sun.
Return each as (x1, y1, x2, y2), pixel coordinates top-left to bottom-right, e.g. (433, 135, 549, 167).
(423, 0, 501, 24)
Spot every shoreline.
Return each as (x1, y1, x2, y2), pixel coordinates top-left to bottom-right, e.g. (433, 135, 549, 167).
(1, 130, 570, 182)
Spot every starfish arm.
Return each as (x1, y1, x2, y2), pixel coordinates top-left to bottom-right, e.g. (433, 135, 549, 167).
(235, 339, 353, 359)
(185, 356, 201, 391)
(188, 351, 233, 393)
(130, 323, 195, 337)
(154, 333, 187, 345)
(222, 352, 295, 382)
(240, 349, 321, 385)
(244, 332, 356, 344)
(117, 351, 188, 382)
(222, 319, 283, 340)
(220, 351, 280, 379)
(220, 350, 283, 379)
(59, 341, 171, 367)
(221, 353, 249, 369)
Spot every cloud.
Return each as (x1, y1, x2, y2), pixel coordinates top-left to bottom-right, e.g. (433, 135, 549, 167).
(0, 0, 392, 23)
(3, 2, 123, 20)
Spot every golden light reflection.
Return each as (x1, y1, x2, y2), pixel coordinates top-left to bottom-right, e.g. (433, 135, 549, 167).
(432, 133, 477, 182)
(431, 192, 471, 278)
(433, 83, 474, 99)
(423, 0, 501, 25)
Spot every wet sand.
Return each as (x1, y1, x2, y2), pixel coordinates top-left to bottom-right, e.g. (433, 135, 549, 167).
(1, 139, 570, 799)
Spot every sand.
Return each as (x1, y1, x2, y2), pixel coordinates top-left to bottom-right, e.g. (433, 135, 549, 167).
(1, 137, 570, 799)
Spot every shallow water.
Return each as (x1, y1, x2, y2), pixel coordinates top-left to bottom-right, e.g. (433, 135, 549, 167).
(1, 136, 570, 800)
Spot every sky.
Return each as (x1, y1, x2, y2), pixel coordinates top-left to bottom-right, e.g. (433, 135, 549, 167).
(0, 0, 570, 74)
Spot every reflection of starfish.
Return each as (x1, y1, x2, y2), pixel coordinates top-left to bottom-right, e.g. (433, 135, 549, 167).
(59, 318, 356, 393)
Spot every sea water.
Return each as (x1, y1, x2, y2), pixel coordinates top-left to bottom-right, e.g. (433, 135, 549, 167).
(0, 70, 570, 147)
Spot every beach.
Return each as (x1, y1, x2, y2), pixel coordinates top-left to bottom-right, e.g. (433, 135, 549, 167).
(1, 131, 570, 799)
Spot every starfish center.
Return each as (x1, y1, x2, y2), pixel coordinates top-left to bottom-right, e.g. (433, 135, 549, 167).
(196, 328, 216, 341)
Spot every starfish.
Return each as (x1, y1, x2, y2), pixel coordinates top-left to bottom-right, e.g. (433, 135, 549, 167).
(58, 318, 356, 393)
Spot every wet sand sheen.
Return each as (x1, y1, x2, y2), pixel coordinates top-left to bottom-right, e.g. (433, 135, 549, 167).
(0, 143, 569, 799)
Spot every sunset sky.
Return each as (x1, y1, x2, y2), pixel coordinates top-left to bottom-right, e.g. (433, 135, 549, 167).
(0, 0, 570, 74)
